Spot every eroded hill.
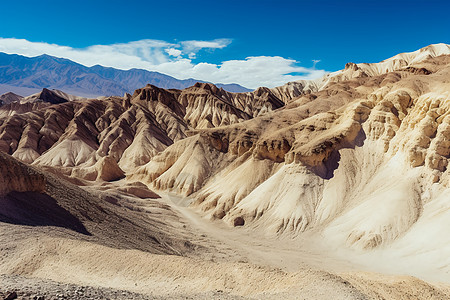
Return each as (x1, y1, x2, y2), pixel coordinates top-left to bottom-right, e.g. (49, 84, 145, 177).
(132, 45, 450, 252)
(0, 44, 450, 299)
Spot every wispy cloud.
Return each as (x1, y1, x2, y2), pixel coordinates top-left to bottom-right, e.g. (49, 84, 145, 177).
(180, 39, 232, 52)
(0, 37, 326, 89)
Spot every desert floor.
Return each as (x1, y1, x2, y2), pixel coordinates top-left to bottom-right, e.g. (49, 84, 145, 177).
(1, 179, 449, 300)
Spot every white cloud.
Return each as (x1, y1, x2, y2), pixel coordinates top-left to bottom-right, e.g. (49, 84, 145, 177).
(165, 48, 182, 57)
(152, 56, 327, 88)
(0, 37, 327, 89)
(181, 39, 232, 52)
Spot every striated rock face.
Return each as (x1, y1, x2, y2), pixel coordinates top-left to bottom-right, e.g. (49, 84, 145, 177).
(0, 95, 176, 175)
(0, 151, 46, 195)
(0, 101, 49, 119)
(134, 49, 450, 251)
(0, 81, 293, 179)
(132, 82, 285, 130)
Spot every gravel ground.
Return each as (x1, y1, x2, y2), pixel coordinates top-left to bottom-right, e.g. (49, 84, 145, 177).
(0, 274, 246, 300)
(0, 274, 152, 300)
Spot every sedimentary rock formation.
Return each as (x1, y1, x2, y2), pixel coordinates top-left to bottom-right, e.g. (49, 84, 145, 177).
(0, 82, 290, 178)
(133, 45, 450, 251)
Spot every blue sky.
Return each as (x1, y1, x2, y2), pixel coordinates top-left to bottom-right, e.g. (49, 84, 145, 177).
(0, 0, 449, 88)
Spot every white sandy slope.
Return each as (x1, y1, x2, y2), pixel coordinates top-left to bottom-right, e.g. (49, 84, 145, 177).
(273, 43, 450, 96)
(131, 49, 450, 289)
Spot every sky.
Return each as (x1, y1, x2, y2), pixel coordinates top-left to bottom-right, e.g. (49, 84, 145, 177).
(0, 0, 449, 88)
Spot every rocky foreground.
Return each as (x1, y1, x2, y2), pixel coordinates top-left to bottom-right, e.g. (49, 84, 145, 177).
(0, 274, 152, 300)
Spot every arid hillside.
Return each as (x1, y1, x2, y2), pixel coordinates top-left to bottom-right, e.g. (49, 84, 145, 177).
(0, 44, 449, 299)
(135, 45, 450, 249)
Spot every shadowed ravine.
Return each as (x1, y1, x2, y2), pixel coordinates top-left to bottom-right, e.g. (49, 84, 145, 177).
(0, 192, 90, 235)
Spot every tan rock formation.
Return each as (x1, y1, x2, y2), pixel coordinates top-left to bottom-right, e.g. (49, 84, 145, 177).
(0, 82, 290, 179)
(96, 156, 125, 182)
(134, 48, 450, 252)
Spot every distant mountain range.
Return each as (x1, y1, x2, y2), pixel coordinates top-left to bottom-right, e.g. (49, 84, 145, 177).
(0, 52, 252, 97)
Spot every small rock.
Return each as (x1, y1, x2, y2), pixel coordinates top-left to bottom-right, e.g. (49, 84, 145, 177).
(233, 216, 245, 226)
(5, 292, 17, 300)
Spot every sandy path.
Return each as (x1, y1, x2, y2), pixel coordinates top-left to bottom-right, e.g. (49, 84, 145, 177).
(158, 192, 375, 273)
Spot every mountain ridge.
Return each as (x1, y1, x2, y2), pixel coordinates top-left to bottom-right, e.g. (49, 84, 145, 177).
(0, 52, 252, 97)
(274, 43, 450, 97)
